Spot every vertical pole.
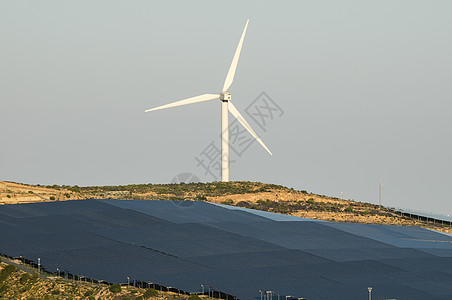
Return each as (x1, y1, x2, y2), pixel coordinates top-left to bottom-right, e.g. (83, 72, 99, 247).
(379, 180, 382, 209)
(221, 100, 229, 182)
(379, 180, 381, 209)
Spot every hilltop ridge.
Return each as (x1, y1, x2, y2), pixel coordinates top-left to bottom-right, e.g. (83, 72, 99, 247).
(1, 180, 451, 234)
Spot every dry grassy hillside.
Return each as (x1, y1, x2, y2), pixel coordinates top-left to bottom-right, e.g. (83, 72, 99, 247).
(1, 180, 451, 234)
(0, 259, 214, 300)
(0, 181, 83, 204)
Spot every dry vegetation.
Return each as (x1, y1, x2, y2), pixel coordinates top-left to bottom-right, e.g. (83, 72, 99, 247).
(0, 259, 214, 300)
(1, 180, 451, 235)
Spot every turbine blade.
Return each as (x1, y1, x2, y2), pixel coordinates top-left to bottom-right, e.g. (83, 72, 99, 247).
(228, 101, 272, 155)
(222, 19, 249, 92)
(145, 94, 218, 112)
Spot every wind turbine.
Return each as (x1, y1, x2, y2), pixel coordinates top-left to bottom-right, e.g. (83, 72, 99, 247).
(145, 19, 272, 182)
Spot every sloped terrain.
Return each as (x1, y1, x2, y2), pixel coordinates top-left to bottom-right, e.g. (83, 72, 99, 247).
(1, 181, 450, 234)
(1, 199, 452, 299)
(0, 259, 210, 300)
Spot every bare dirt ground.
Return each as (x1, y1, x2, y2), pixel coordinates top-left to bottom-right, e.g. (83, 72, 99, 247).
(0, 181, 89, 204)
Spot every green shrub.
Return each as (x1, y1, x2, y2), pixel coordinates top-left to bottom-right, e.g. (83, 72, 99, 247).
(51, 289, 60, 295)
(236, 201, 251, 208)
(143, 288, 158, 298)
(221, 199, 234, 205)
(49, 196, 55, 200)
(20, 285, 30, 292)
(188, 295, 202, 300)
(6, 195, 11, 198)
(31, 273, 38, 281)
(307, 198, 315, 204)
(64, 193, 71, 198)
(20, 273, 31, 283)
(109, 283, 121, 293)
(0, 265, 16, 283)
(28, 191, 34, 194)
(0, 283, 8, 293)
(344, 206, 353, 213)
(84, 290, 94, 296)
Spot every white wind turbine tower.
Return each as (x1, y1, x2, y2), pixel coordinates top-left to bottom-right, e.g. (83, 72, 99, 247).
(145, 19, 272, 182)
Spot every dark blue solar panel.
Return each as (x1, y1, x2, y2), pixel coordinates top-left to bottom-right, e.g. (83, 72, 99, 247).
(0, 200, 111, 218)
(303, 247, 436, 262)
(324, 222, 452, 248)
(212, 203, 312, 221)
(185, 249, 331, 270)
(416, 248, 452, 257)
(99, 199, 272, 224)
(379, 257, 452, 276)
(1, 199, 452, 300)
(208, 221, 394, 250)
(93, 223, 285, 258)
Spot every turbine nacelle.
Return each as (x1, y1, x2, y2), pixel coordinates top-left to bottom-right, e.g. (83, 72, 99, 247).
(219, 91, 231, 101)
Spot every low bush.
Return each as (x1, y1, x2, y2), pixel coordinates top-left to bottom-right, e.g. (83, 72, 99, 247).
(143, 288, 158, 298)
(31, 273, 38, 281)
(109, 283, 121, 293)
(0, 265, 16, 283)
(221, 199, 234, 205)
(236, 201, 251, 208)
(344, 206, 353, 213)
(20, 273, 31, 283)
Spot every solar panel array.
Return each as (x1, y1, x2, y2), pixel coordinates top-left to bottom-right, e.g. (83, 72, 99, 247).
(1, 199, 452, 299)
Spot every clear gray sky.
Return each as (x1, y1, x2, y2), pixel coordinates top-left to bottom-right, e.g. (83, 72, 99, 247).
(1, 1, 451, 214)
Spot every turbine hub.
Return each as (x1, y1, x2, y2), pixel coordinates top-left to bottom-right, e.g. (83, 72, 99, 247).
(219, 91, 231, 101)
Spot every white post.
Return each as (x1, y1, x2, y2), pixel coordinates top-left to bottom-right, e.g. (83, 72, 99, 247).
(221, 100, 229, 182)
(379, 180, 382, 209)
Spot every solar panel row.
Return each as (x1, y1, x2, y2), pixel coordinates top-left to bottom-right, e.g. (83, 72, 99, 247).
(1, 199, 452, 299)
